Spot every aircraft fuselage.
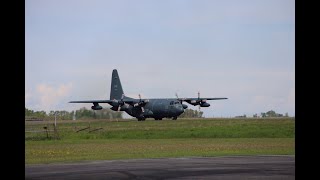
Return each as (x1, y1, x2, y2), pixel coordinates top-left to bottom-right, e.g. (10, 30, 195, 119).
(123, 99, 184, 120)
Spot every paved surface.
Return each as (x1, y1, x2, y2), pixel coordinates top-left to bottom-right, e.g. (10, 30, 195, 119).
(25, 155, 295, 179)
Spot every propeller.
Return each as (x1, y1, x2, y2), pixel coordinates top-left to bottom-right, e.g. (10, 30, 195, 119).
(134, 94, 145, 112)
(175, 92, 182, 103)
(198, 91, 201, 111)
(117, 94, 125, 111)
(196, 91, 209, 111)
(176, 92, 188, 109)
(139, 94, 145, 112)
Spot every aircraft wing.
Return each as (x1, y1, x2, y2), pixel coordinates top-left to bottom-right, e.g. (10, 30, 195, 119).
(69, 99, 139, 104)
(69, 100, 113, 103)
(178, 97, 228, 101)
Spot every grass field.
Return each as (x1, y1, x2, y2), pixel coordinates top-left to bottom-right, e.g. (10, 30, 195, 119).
(25, 118, 295, 164)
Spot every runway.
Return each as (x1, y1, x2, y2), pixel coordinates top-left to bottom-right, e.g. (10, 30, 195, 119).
(25, 155, 295, 179)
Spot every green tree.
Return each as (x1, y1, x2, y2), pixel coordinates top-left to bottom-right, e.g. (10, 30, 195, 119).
(179, 109, 204, 118)
(75, 107, 123, 119)
(266, 110, 276, 117)
(25, 107, 34, 116)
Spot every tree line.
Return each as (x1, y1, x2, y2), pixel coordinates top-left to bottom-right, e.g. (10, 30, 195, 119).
(25, 107, 204, 120)
(25, 107, 123, 120)
(253, 110, 289, 118)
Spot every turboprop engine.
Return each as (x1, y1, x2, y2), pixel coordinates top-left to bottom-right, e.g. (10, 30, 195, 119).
(189, 99, 209, 106)
(200, 102, 210, 107)
(91, 104, 103, 110)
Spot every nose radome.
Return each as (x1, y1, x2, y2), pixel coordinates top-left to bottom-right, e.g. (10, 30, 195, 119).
(182, 104, 188, 109)
(177, 106, 184, 113)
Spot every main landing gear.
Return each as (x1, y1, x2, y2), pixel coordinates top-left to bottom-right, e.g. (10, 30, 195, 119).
(137, 117, 146, 121)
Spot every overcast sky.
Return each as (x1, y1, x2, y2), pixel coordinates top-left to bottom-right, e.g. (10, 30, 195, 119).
(25, 0, 295, 118)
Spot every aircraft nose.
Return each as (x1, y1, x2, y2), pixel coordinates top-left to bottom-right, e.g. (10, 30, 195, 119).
(177, 106, 184, 114)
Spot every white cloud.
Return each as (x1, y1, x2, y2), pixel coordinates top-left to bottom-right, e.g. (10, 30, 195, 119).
(27, 83, 73, 112)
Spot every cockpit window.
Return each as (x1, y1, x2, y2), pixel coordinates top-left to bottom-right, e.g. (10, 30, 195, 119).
(174, 102, 179, 104)
(170, 101, 174, 105)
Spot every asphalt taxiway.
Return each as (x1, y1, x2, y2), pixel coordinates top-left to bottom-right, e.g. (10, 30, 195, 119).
(25, 155, 295, 179)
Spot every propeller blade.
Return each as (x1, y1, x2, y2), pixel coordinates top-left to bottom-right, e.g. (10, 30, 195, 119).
(198, 91, 200, 99)
(141, 106, 145, 112)
(175, 92, 179, 99)
(139, 94, 141, 101)
(123, 103, 129, 109)
(117, 105, 121, 111)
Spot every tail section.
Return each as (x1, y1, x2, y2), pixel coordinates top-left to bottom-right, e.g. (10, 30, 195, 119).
(110, 69, 124, 100)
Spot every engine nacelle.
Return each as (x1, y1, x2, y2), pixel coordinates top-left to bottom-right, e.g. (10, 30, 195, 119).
(120, 104, 131, 111)
(200, 102, 210, 107)
(91, 105, 103, 110)
(111, 101, 120, 107)
(182, 104, 188, 109)
(189, 99, 207, 106)
(190, 100, 197, 104)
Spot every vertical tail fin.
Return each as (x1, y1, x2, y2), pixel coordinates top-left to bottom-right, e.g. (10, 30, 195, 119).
(110, 69, 124, 100)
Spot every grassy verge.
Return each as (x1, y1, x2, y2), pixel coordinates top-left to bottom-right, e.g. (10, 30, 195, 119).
(25, 118, 295, 164)
(26, 138, 294, 164)
(26, 118, 295, 140)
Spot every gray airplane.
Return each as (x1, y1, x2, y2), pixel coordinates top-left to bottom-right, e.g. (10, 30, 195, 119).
(69, 69, 227, 121)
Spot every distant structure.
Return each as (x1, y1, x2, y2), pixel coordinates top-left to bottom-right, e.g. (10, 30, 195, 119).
(235, 114, 247, 118)
(73, 111, 76, 121)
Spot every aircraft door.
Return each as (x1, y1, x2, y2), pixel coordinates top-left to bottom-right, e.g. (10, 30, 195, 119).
(164, 103, 169, 115)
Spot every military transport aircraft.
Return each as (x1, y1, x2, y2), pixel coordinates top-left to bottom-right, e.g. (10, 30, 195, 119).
(69, 69, 227, 121)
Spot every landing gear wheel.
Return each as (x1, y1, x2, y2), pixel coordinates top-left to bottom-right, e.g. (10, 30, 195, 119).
(172, 117, 177, 120)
